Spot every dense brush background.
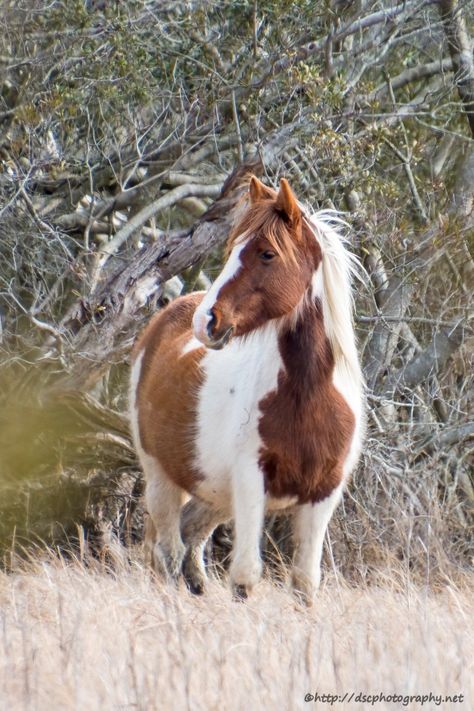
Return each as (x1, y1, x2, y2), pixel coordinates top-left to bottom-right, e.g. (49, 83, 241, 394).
(0, 1, 473, 707)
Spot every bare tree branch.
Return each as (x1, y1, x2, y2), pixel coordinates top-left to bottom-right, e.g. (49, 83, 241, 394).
(416, 421, 474, 454)
(268, 2, 419, 80)
(439, 0, 474, 137)
(368, 58, 454, 99)
(394, 322, 467, 389)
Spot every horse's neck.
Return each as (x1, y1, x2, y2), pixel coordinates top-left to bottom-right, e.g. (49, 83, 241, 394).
(278, 298, 334, 394)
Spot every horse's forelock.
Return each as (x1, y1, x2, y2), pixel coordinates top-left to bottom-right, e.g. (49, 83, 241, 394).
(225, 200, 299, 263)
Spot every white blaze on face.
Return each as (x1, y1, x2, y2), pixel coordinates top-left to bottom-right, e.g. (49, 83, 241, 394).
(192, 240, 247, 344)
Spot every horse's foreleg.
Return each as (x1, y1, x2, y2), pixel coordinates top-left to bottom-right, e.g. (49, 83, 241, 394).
(292, 485, 343, 605)
(180, 498, 228, 595)
(143, 455, 186, 580)
(229, 459, 266, 597)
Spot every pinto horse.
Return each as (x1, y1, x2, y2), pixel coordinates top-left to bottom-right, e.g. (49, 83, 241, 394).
(129, 176, 365, 603)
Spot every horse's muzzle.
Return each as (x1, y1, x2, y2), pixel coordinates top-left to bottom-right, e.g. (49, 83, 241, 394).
(206, 308, 235, 349)
(205, 325, 234, 350)
(193, 308, 234, 350)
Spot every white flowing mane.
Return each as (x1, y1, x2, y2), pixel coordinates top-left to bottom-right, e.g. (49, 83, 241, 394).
(304, 210, 363, 388)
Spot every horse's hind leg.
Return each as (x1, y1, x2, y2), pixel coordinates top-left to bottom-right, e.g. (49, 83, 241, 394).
(180, 498, 228, 595)
(292, 484, 343, 605)
(142, 453, 186, 580)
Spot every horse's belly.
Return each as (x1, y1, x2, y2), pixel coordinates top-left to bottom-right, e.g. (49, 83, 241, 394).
(193, 481, 296, 512)
(193, 472, 232, 510)
(266, 495, 297, 511)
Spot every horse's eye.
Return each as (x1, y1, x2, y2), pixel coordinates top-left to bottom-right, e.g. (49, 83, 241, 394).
(260, 250, 277, 262)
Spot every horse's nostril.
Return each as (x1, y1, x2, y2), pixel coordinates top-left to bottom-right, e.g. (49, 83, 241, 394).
(207, 309, 217, 336)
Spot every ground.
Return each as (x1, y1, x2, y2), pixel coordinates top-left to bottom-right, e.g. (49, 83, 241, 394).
(0, 549, 472, 711)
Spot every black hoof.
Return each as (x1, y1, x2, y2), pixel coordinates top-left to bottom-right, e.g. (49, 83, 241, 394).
(233, 584, 248, 601)
(185, 577, 205, 596)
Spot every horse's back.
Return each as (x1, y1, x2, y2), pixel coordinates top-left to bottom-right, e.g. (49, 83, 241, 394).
(132, 291, 204, 364)
(130, 292, 206, 492)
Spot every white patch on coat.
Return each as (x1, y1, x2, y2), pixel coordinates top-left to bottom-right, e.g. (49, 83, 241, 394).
(192, 240, 247, 342)
(193, 320, 294, 588)
(193, 322, 285, 512)
(181, 336, 204, 356)
(292, 484, 343, 597)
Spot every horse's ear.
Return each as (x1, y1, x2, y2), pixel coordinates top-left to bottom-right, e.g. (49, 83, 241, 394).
(275, 178, 301, 227)
(249, 176, 275, 204)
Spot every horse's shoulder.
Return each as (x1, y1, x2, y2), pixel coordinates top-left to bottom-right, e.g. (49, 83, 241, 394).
(131, 291, 205, 361)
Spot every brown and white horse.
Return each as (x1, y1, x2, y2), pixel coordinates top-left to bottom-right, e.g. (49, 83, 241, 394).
(129, 176, 365, 603)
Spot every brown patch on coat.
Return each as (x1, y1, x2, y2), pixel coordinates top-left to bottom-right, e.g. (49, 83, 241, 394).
(132, 292, 206, 493)
(258, 298, 355, 504)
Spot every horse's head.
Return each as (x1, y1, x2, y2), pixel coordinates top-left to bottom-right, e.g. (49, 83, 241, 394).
(193, 176, 322, 349)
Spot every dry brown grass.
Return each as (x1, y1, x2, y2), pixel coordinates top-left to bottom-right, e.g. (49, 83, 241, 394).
(0, 548, 472, 711)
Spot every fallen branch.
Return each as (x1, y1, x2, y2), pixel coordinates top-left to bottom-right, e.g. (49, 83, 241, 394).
(96, 183, 223, 261)
(394, 322, 466, 389)
(415, 421, 474, 455)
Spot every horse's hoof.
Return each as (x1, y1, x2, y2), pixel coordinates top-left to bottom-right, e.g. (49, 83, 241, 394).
(182, 553, 206, 595)
(232, 584, 248, 601)
(293, 588, 314, 607)
(185, 576, 205, 595)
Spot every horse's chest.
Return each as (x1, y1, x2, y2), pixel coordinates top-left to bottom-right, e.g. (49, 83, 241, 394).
(258, 377, 356, 503)
(192, 331, 282, 504)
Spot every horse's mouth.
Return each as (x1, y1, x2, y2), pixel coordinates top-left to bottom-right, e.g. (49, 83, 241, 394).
(206, 326, 234, 350)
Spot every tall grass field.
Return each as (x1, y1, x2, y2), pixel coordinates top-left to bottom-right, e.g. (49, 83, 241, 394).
(0, 547, 472, 710)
